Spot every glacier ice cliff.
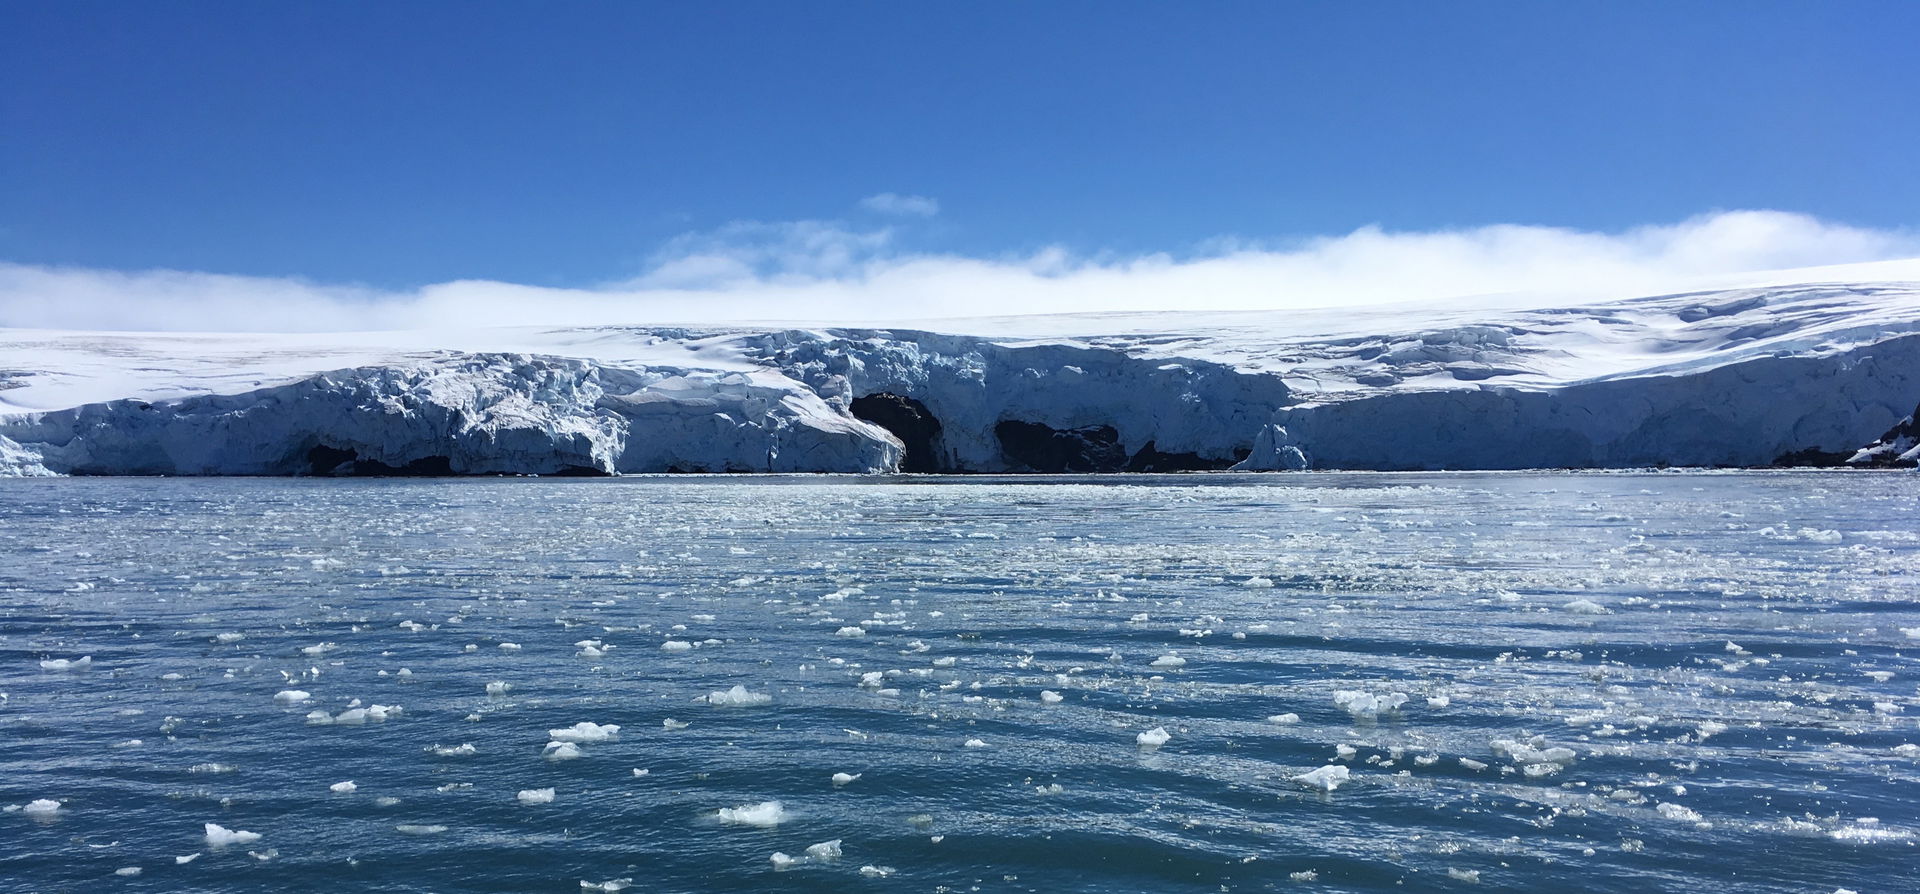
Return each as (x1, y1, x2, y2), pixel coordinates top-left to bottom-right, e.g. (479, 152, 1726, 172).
(3, 279, 1919, 475)
(0, 354, 899, 476)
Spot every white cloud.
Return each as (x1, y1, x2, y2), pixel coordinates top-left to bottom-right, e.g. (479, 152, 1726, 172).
(1, 210, 1915, 332)
(858, 192, 940, 217)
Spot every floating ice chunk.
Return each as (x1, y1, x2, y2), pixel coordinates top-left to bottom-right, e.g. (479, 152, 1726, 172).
(1242, 577, 1275, 588)
(205, 823, 261, 846)
(1268, 713, 1301, 724)
(39, 656, 91, 671)
(835, 627, 866, 638)
(632, 768, 651, 777)
(707, 684, 772, 707)
(1656, 803, 1702, 822)
(1334, 744, 1357, 760)
(769, 852, 799, 870)
(427, 743, 476, 757)
(1446, 868, 1480, 883)
(305, 710, 334, 725)
(1893, 744, 1920, 758)
(964, 738, 988, 748)
(1427, 695, 1451, 708)
(175, 854, 200, 864)
(497, 642, 522, 651)
(517, 788, 556, 806)
(329, 781, 357, 793)
(1150, 654, 1187, 669)
(1562, 599, 1608, 615)
(581, 878, 633, 891)
(661, 640, 693, 652)
(213, 633, 246, 644)
(715, 800, 787, 827)
(273, 690, 312, 705)
(395, 824, 448, 835)
(1137, 727, 1172, 748)
(115, 866, 141, 877)
(1293, 765, 1351, 792)
(543, 742, 584, 761)
(300, 643, 336, 657)
(1333, 690, 1407, 720)
(859, 866, 895, 878)
(662, 718, 689, 730)
(485, 681, 512, 695)
(1459, 758, 1488, 771)
(805, 839, 843, 860)
(1040, 690, 1064, 704)
(21, 799, 62, 816)
(931, 656, 957, 667)
(1290, 870, 1319, 882)
(832, 772, 861, 787)
(1491, 737, 1577, 767)
(548, 722, 620, 743)
(1902, 627, 1920, 639)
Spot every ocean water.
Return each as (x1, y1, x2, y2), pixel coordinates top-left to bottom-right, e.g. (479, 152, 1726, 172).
(1, 472, 1916, 893)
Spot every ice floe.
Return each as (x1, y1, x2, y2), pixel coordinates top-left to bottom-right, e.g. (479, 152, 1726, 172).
(1293, 765, 1351, 792)
(715, 800, 787, 827)
(205, 823, 261, 846)
(706, 684, 772, 707)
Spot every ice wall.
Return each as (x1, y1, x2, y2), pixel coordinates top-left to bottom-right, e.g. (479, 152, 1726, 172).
(1256, 333, 1920, 470)
(0, 354, 900, 476)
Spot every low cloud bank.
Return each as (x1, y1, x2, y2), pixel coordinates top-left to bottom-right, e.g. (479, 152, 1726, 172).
(1, 210, 1915, 332)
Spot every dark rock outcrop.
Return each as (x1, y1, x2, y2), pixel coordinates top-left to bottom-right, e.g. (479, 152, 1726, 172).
(1124, 440, 1243, 472)
(994, 420, 1128, 473)
(1847, 401, 1920, 468)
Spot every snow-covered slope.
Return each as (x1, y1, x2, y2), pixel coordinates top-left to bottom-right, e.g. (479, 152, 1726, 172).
(3, 278, 1918, 475)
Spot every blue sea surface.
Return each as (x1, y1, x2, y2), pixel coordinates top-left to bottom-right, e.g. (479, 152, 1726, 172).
(1, 472, 1916, 893)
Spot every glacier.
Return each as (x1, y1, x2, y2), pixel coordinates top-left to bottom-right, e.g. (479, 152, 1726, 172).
(2, 276, 1918, 475)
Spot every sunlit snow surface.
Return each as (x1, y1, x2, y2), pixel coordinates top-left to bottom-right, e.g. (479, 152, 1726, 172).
(2, 473, 1917, 892)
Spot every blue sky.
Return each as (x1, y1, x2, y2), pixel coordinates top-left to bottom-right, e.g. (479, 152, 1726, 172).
(2, 2, 1918, 327)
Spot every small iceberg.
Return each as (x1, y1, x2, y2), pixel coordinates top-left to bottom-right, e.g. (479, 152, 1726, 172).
(706, 684, 772, 707)
(715, 800, 787, 827)
(1294, 765, 1351, 792)
(548, 722, 620, 743)
(517, 788, 556, 806)
(39, 656, 92, 671)
(205, 823, 261, 846)
(1137, 727, 1172, 748)
(832, 772, 861, 787)
(805, 839, 842, 860)
(1333, 690, 1407, 720)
